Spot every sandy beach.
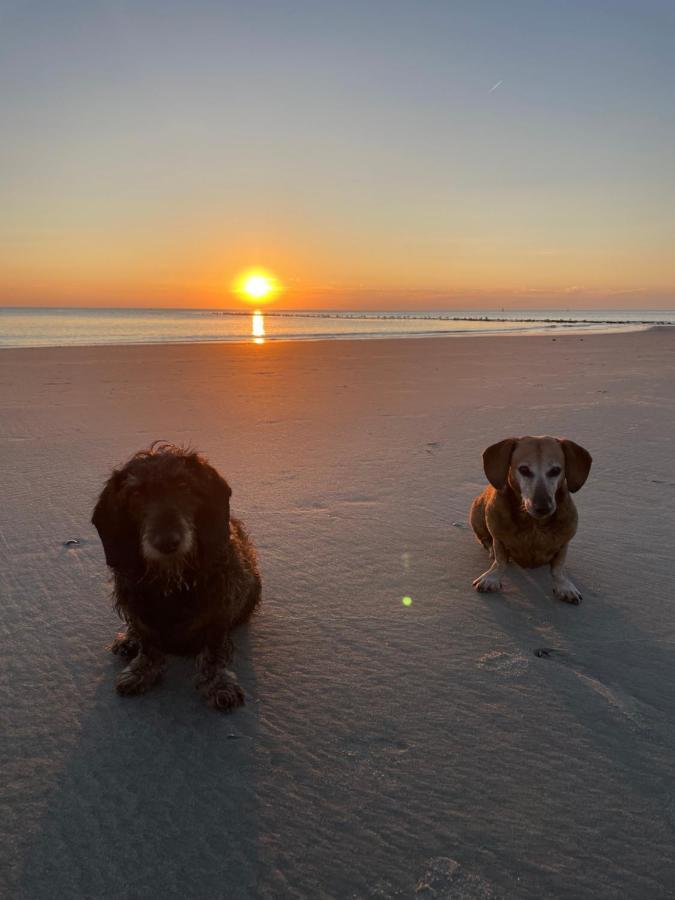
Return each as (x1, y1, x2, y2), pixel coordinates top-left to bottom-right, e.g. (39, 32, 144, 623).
(1, 327, 674, 899)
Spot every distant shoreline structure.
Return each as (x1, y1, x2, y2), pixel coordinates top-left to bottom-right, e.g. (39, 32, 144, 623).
(2, 306, 675, 325)
(205, 309, 675, 326)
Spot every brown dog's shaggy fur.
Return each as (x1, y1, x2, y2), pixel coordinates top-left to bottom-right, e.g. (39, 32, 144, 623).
(92, 442, 261, 710)
(470, 436, 592, 603)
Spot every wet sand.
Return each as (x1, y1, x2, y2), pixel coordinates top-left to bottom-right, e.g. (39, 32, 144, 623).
(1, 327, 674, 898)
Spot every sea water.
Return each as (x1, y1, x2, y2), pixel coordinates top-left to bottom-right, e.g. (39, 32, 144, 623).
(1, 306, 673, 349)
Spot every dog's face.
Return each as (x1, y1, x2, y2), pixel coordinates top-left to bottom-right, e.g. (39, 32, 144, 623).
(126, 465, 198, 564)
(92, 446, 232, 572)
(483, 435, 592, 520)
(509, 437, 567, 519)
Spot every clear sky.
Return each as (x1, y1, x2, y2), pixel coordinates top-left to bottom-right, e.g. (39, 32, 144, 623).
(1, 0, 674, 309)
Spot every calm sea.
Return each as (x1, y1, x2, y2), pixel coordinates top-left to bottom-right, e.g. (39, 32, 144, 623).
(1, 307, 673, 349)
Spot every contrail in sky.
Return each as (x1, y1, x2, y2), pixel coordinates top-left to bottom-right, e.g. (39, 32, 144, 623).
(488, 80, 503, 93)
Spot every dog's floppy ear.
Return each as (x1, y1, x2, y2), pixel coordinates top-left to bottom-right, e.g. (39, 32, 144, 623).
(91, 471, 140, 570)
(191, 459, 232, 560)
(559, 439, 592, 493)
(483, 438, 518, 490)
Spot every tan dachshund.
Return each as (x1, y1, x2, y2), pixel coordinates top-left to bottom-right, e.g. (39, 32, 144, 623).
(470, 436, 592, 603)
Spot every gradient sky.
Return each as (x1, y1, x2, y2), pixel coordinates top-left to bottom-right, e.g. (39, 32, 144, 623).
(2, 0, 674, 309)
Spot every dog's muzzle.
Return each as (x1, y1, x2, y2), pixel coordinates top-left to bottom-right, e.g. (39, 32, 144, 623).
(153, 531, 183, 555)
(142, 519, 194, 562)
(526, 484, 555, 519)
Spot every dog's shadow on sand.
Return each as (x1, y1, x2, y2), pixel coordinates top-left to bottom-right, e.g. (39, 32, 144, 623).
(13, 629, 264, 900)
(474, 553, 675, 763)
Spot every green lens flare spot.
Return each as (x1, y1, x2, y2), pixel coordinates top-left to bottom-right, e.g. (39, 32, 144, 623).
(402, 595, 413, 607)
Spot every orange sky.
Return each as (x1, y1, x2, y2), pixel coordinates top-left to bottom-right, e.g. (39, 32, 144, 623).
(2, 2, 674, 310)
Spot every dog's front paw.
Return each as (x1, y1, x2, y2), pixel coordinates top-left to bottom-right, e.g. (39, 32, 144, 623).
(116, 668, 150, 695)
(110, 631, 139, 659)
(194, 667, 215, 690)
(553, 579, 583, 605)
(473, 569, 503, 593)
(116, 660, 163, 696)
(204, 674, 245, 712)
(194, 656, 220, 690)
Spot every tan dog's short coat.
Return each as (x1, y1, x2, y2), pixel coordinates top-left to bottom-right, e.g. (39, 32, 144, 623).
(470, 436, 592, 603)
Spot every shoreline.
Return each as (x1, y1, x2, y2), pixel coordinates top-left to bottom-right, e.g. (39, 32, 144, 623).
(2, 305, 674, 351)
(0, 321, 668, 352)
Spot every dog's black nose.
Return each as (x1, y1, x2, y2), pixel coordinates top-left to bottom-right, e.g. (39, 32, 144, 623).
(533, 505, 552, 517)
(154, 532, 182, 554)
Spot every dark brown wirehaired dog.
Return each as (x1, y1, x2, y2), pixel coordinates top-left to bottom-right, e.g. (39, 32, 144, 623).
(92, 442, 261, 710)
(470, 436, 592, 603)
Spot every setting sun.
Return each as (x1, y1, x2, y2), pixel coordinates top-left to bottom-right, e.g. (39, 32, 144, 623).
(234, 269, 280, 305)
(245, 274, 272, 299)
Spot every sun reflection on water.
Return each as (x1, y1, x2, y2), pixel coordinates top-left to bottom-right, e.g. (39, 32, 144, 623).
(252, 310, 265, 344)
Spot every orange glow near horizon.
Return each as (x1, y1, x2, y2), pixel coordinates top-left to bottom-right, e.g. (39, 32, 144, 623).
(233, 269, 280, 306)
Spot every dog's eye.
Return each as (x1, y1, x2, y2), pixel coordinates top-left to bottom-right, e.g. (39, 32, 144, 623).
(547, 467, 562, 478)
(518, 465, 533, 478)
